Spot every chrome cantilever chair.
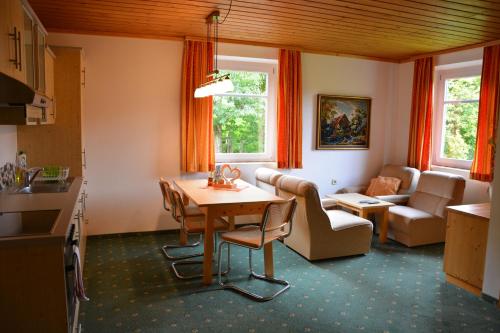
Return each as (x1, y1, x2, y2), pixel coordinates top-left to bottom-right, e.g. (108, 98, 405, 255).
(170, 189, 231, 279)
(159, 178, 204, 260)
(217, 197, 297, 302)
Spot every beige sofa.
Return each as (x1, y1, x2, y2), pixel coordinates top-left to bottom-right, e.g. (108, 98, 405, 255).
(254, 167, 337, 209)
(338, 164, 420, 204)
(276, 175, 373, 260)
(255, 167, 283, 194)
(387, 171, 466, 247)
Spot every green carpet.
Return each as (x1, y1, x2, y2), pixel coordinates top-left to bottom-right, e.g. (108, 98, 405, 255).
(80, 232, 500, 333)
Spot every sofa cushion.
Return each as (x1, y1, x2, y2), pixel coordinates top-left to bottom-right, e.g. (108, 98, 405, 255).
(366, 176, 401, 196)
(326, 210, 373, 231)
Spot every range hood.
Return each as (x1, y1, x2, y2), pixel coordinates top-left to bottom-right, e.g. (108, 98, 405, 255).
(0, 73, 52, 125)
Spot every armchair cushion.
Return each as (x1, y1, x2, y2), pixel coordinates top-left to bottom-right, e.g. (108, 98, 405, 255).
(374, 194, 410, 205)
(326, 210, 373, 232)
(366, 176, 401, 196)
(321, 198, 338, 210)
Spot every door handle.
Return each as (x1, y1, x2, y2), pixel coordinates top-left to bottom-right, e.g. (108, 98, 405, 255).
(17, 29, 22, 70)
(82, 149, 87, 169)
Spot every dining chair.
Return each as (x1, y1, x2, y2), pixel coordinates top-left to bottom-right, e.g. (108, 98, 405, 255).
(169, 189, 231, 279)
(217, 197, 297, 302)
(159, 178, 204, 260)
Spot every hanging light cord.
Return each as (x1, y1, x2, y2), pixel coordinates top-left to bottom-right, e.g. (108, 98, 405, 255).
(220, 0, 233, 24)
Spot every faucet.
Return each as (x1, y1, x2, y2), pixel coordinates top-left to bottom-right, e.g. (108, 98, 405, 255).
(23, 168, 43, 187)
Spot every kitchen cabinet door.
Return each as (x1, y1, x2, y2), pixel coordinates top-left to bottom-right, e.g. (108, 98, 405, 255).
(0, 0, 27, 83)
(44, 47, 56, 124)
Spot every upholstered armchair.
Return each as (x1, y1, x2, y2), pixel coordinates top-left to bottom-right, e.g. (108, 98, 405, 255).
(387, 171, 466, 247)
(338, 164, 421, 205)
(276, 175, 373, 260)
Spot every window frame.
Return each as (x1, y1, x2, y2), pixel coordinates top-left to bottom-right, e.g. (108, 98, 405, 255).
(432, 63, 482, 170)
(213, 56, 278, 163)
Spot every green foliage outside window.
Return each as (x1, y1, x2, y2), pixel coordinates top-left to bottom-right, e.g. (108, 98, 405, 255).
(213, 70, 268, 154)
(442, 76, 480, 161)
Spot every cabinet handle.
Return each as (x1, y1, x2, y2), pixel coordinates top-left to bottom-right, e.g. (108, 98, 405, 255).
(8, 27, 19, 69)
(17, 29, 22, 71)
(82, 68, 86, 87)
(82, 149, 87, 169)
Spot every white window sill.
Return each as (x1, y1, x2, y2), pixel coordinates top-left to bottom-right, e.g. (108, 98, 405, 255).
(215, 161, 277, 167)
(431, 165, 471, 179)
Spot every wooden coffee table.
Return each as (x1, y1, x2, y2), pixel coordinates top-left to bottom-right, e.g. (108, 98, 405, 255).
(326, 193, 395, 243)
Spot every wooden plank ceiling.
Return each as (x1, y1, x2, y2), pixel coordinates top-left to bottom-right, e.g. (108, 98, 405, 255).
(28, 0, 500, 62)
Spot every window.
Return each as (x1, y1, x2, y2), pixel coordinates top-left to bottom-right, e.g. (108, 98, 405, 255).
(433, 63, 482, 169)
(213, 57, 277, 162)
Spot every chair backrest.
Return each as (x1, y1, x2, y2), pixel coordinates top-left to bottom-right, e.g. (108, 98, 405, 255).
(379, 164, 420, 195)
(159, 177, 179, 221)
(259, 198, 297, 244)
(408, 171, 466, 218)
(275, 175, 331, 236)
(255, 167, 283, 195)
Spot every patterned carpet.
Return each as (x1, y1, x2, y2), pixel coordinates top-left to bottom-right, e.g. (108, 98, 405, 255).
(80, 232, 500, 333)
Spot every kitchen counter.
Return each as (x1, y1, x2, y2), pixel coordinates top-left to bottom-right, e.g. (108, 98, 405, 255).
(0, 177, 82, 246)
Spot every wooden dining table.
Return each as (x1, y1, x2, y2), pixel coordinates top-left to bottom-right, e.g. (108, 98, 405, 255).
(173, 178, 284, 285)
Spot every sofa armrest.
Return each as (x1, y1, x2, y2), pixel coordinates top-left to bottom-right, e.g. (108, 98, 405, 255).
(337, 185, 368, 194)
(321, 198, 338, 210)
(374, 194, 410, 205)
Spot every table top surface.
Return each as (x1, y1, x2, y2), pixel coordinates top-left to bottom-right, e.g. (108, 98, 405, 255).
(326, 192, 395, 209)
(447, 203, 491, 220)
(174, 178, 284, 207)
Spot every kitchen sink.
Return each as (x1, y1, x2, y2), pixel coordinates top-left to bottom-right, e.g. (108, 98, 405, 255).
(11, 178, 74, 194)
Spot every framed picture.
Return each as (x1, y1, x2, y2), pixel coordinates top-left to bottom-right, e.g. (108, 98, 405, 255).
(316, 94, 371, 150)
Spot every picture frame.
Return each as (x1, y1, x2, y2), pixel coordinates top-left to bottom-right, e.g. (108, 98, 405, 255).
(316, 94, 371, 150)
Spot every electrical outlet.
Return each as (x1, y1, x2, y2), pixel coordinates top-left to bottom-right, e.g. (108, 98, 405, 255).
(331, 179, 337, 185)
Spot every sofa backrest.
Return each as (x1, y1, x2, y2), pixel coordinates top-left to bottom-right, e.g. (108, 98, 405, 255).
(255, 167, 283, 195)
(379, 164, 420, 195)
(275, 175, 330, 235)
(408, 171, 466, 218)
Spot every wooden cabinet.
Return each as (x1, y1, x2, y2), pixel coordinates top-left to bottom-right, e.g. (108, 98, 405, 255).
(443, 203, 491, 296)
(18, 47, 86, 178)
(0, 0, 27, 83)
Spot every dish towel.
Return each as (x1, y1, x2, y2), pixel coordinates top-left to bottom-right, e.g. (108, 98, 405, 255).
(73, 245, 89, 301)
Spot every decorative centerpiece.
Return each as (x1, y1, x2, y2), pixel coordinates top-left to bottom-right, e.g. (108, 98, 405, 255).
(208, 164, 241, 189)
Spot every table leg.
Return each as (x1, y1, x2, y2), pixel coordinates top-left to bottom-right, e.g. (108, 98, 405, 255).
(379, 208, 389, 244)
(203, 208, 215, 285)
(359, 210, 369, 219)
(228, 216, 235, 231)
(264, 242, 274, 278)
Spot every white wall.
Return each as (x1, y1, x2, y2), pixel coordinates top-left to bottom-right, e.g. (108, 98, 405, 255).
(0, 125, 17, 166)
(48, 33, 183, 235)
(389, 48, 490, 204)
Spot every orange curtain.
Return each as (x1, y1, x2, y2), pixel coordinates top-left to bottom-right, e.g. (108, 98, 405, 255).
(277, 49, 302, 169)
(407, 57, 434, 171)
(181, 40, 215, 172)
(470, 45, 500, 182)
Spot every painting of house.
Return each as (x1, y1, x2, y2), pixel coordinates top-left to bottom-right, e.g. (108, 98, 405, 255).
(316, 94, 371, 149)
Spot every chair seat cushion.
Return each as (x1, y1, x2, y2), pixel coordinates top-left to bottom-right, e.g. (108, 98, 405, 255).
(388, 205, 438, 232)
(326, 210, 373, 231)
(185, 216, 229, 233)
(321, 197, 338, 209)
(220, 225, 283, 248)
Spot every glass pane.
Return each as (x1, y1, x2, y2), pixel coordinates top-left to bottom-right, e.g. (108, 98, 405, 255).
(444, 76, 480, 101)
(213, 96, 266, 154)
(23, 12, 34, 88)
(218, 70, 267, 95)
(37, 29, 45, 92)
(442, 102, 479, 161)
